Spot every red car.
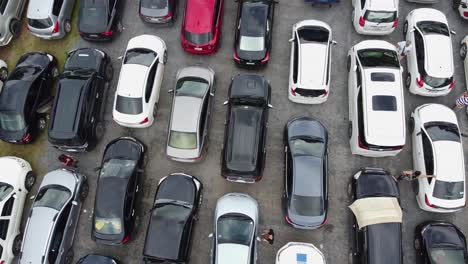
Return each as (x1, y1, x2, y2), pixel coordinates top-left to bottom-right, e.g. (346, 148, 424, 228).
(181, 0, 224, 54)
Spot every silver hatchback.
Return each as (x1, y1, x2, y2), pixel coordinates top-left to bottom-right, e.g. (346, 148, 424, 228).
(27, 0, 76, 39)
(0, 0, 27, 46)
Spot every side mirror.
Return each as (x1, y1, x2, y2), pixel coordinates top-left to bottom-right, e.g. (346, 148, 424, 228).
(210, 92, 215, 97)
(451, 30, 457, 35)
(223, 101, 228, 105)
(268, 104, 274, 108)
(117, 56, 123, 60)
(30, 195, 35, 200)
(167, 89, 174, 93)
(400, 66, 404, 72)
(416, 131, 421, 136)
(72, 201, 78, 206)
(208, 233, 214, 238)
(13, 193, 17, 198)
(288, 38, 294, 43)
(331, 40, 338, 45)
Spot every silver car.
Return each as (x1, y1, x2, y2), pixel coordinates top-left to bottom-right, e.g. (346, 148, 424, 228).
(19, 169, 88, 264)
(0, 0, 26, 46)
(27, 0, 77, 39)
(166, 66, 215, 162)
(210, 193, 259, 264)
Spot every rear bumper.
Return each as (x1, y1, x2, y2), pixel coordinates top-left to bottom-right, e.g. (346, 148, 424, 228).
(288, 93, 328, 104)
(353, 24, 395, 36)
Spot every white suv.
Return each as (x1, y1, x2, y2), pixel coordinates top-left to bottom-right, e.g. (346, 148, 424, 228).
(347, 40, 406, 157)
(404, 8, 455, 97)
(410, 104, 465, 213)
(288, 20, 335, 104)
(352, 0, 398, 35)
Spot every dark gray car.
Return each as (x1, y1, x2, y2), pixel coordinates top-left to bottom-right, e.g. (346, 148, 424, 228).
(19, 169, 88, 264)
(0, 0, 27, 46)
(283, 116, 328, 229)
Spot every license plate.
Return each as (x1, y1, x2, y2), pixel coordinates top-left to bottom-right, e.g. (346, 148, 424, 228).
(246, 62, 255, 65)
(194, 47, 202, 51)
(89, 34, 99, 38)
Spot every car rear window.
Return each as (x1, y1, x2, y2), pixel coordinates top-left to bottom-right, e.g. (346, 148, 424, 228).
(298, 27, 329, 43)
(184, 31, 212, 45)
(116, 96, 143, 115)
(371, 72, 395, 82)
(372, 96, 397, 111)
(176, 78, 209, 98)
(364, 11, 397, 23)
(290, 195, 324, 216)
(295, 88, 327, 97)
(424, 122, 460, 142)
(28, 18, 53, 29)
(240, 36, 265, 52)
(433, 181, 464, 200)
(168, 131, 197, 149)
(0, 112, 25, 132)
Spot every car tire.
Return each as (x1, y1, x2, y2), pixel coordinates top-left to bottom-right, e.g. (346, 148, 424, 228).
(65, 249, 74, 264)
(153, 103, 158, 118)
(143, 152, 149, 168)
(405, 73, 411, 89)
(408, 117, 415, 133)
(64, 20, 72, 33)
(403, 21, 408, 36)
(116, 20, 123, 33)
(9, 19, 21, 37)
(105, 62, 114, 82)
(79, 181, 89, 201)
(414, 238, 421, 250)
(0, 67, 8, 82)
(460, 43, 467, 60)
(348, 122, 352, 139)
(25, 172, 36, 191)
(12, 234, 22, 256)
(198, 191, 203, 208)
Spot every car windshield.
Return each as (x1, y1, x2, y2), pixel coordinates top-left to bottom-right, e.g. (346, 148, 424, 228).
(94, 217, 122, 235)
(168, 131, 197, 150)
(429, 248, 465, 263)
(124, 49, 157, 67)
(116, 95, 143, 115)
(184, 31, 212, 45)
(100, 159, 137, 179)
(0, 183, 13, 202)
(33, 186, 71, 211)
(372, 95, 397, 111)
(424, 122, 460, 142)
(423, 75, 452, 89)
(176, 78, 209, 98)
(290, 195, 324, 216)
(0, 111, 25, 132)
(298, 27, 329, 43)
(9, 66, 42, 81)
(433, 181, 464, 200)
(290, 138, 324, 157)
(364, 11, 397, 23)
(217, 214, 254, 246)
(141, 0, 168, 9)
(28, 18, 53, 29)
(240, 36, 265, 52)
(417, 21, 450, 36)
(357, 49, 400, 68)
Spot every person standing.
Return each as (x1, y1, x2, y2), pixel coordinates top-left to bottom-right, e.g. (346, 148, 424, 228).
(453, 91, 468, 111)
(396, 41, 412, 60)
(261, 229, 274, 245)
(396, 170, 434, 181)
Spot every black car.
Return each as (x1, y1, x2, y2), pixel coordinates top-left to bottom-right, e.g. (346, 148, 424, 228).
(139, 0, 177, 24)
(78, 0, 123, 41)
(76, 255, 120, 264)
(143, 173, 202, 264)
(283, 116, 328, 229)
(414, 221, 467, 264)
(92, 137, 145, 245)
(48, 48, 113, 152)
(348, 168, 403, 264)
(221, 74, 272, 183)
(0, 52, 57, 144)
(233, 0, 275, 66)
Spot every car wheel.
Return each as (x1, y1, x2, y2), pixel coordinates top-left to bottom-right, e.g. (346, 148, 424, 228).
(94, 121, 104, 140)
(79, 181, 89, 201)
(12, 234, 22, 256)
(143, 152, 149, 168)
(9, 19, 21, 37)
(409, 117, 415, 133)
(348, 122, 352, 139)
(0, 67, 7, 82)
(65, 249, 74, 264)
(105, 62, 114, 81)
(405, 73, 411, 89)
(163, 51, 168, 64)
(403, 21, 408, 36)
(25, 172, 36, 191)
(38, 117, 47, 130)
(351, 10, 355, 23)
(414, 238, 421, 250)
(64, 20, 72, 33)
(460, 43, 467, 60)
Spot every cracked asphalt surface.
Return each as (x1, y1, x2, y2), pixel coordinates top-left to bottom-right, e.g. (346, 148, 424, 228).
(17, 0, 468, 263)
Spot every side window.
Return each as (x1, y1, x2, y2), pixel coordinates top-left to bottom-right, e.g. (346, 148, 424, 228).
(360, 0, 366, 9)
(356, 62, 362, 88)
(198, 98, 209, 141)
(124, 175, 136, 218)
(0, 0, 8, 15)
(47, 204, 71, 264)
(213, 0, 221, 27)
(292, 36, 299, 83)
(145, 61, 158, 103)
(52, 0, 64, 16)
(421, 131, 434, 176)
(414, 31, 425, 72)
(357, 87, 364, 137)
(286, 150, 293, 196)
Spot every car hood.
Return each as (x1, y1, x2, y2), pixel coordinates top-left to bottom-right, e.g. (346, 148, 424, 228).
(216, 244, 250, 264)
(236, 48, 267, 62)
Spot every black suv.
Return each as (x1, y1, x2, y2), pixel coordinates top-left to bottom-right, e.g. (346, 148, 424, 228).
(0, 52, 57, 143)
(221, 74, 271, 183)
(48, 48, 113, 152)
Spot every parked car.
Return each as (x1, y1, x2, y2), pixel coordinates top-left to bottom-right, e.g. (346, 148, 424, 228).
(210, 193, 259, 264)
(283, 117, 328, 229)
(113, 35, 166, 128)
(76, 254, 120, 264)
(92, 137, 145, 245)
(459, 35, 468, 115)
(166, 66, 215, 162)
(78, 0, 123, 41)
(414, 221, 467, 264)
(410, 104, 466, 213)
(221, 74, 272, 183)
(139, 0, 177, 24)
(233, 0, 276, 66)
(276, 242, 326, 264)
(0, 52, 58, 144)
(0, 59, 7, 93)
(347, 40, 406, 157)
(0, 0, 26, 46)
(181, 0, 224, 54)
(27, 0, 77, 39)
(0, 157, 36, 264)
(404, 8, 455, 97)
(288, 20, 335, 104)
(348, 167, 403, 264)
(142, 173, 202, 264)
(48, 48, 113, 152)
(19, 168, 88, 264)
(352, 0, 398, 35)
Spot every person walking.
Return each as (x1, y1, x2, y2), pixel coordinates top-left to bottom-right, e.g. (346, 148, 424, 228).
(453, 91, 468, 111)
(396, 40, 412, 60)
(261, 229, 274, 245)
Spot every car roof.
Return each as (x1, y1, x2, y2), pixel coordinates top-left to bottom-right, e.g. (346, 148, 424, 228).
(368, 0, 397, 11)
(217, 244, 250, 264)
(299, 41, 328, 88)
(27, 0, 54, 19)
(422, 35, 453, 78)
(95, 175, 132, 225)
(366, 223, 402, 264)
(432, 141, 465, 182)
(171, 96, 203, 133)
(116, 64, 148, 98)
(185, 0, 216, 33)
(240, 1, 269, 37)
(230, 74, 269, 101)
(293, 156, 323, 197)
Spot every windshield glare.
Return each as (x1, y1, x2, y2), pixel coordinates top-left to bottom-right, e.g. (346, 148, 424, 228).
(290, 138, 324, 157)
(176, 78, 209, 98)
(101, 159, 136, 179)
(240, 36, 265, 52)
(358, 49, 400, 68)
(433, 181, 464, 200)
(429, 248, 465, 264)
(169, 131, 197, 150)
(217, 214, 254, 246)
(124, 49, 157, 67)
(0, 112, 26, 132)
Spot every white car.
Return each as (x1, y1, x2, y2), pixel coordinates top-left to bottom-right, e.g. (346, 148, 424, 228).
(411, 104, 466, 213)
(276, 242, 326, 264)
(288, 20, 335, 104)
(113, 35, 167, 128)
(0, 157, 36, 264)
(210, 193, 259, 264)
(347, 40, 406, 157)
(0, 59, 7, 93)
(404, 8, 455, 97)
(352, 0, 399, 35)
(459, 35, 468, 114)
(454, 0, 468, 20)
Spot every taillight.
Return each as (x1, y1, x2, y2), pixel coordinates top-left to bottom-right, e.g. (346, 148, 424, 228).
(261, 52, 270, 63)
(22, 133, 31, 143)
(139, 117, 149, 124)
(392, 18, 399, 28)
(163, 11, 173, 19)
(425, 195, 437, 208)
(358, 136, 369, 150)
(1, 260, 5, 264)
(322, 90, 329, 97)
(101, 30, 113, 37)
(233, 50, 240, 62)
(53, 21, 59, 33)
(464, 12, 468, 17)
(290, 88, 296, 96)
(449, 81, 455, 89)
(416, 75, 424, 88)
(391, 146, 403, 151)
(358, 17, 365, 27)
(122, 235, 130, 244)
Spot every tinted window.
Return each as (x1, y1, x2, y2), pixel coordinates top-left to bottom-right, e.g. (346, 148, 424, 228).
(0, 112, 25, 131)
(240, 3, 267, 37)
(433, 181, 464, 200)
(52, 0, 64, 16)
(217, 214, 253, 246)
(213, 0, 221, 26)
(357, 49, 399, 68)
(423, 75, 452, 89)
(364, 11, 397, 23)
(290, 195, 323, 216)
(240, 36, 265, 52)
(298, 27, 329, 43)
(424, 122, 460, 142)
(421, 132, 434, 175)
(290, 138, 324, 157)
(429, 249, 465, 263)
(414, 31, 425, 71)
(0, 0, 7, 14)
(0, 184, 13, 202)
(184, 31, 212, 45)
(176, 78, 209, 98)
(145, 61, 158, 103)
(28, 18, 54, 29)
(294, 88, 327, 97)
(292, 37, 298, 83)
(370, 72, 395, 82)
(9, 67, 42, 81)
(360, 0, 365, 9)
(116, 96, 143, 115)
(168, 131, 197, 149)
(124, 49, 157, 67)
(417, 21, 450, 36)
(33, 187, 71, 211)
(372, 96, 397, 111)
